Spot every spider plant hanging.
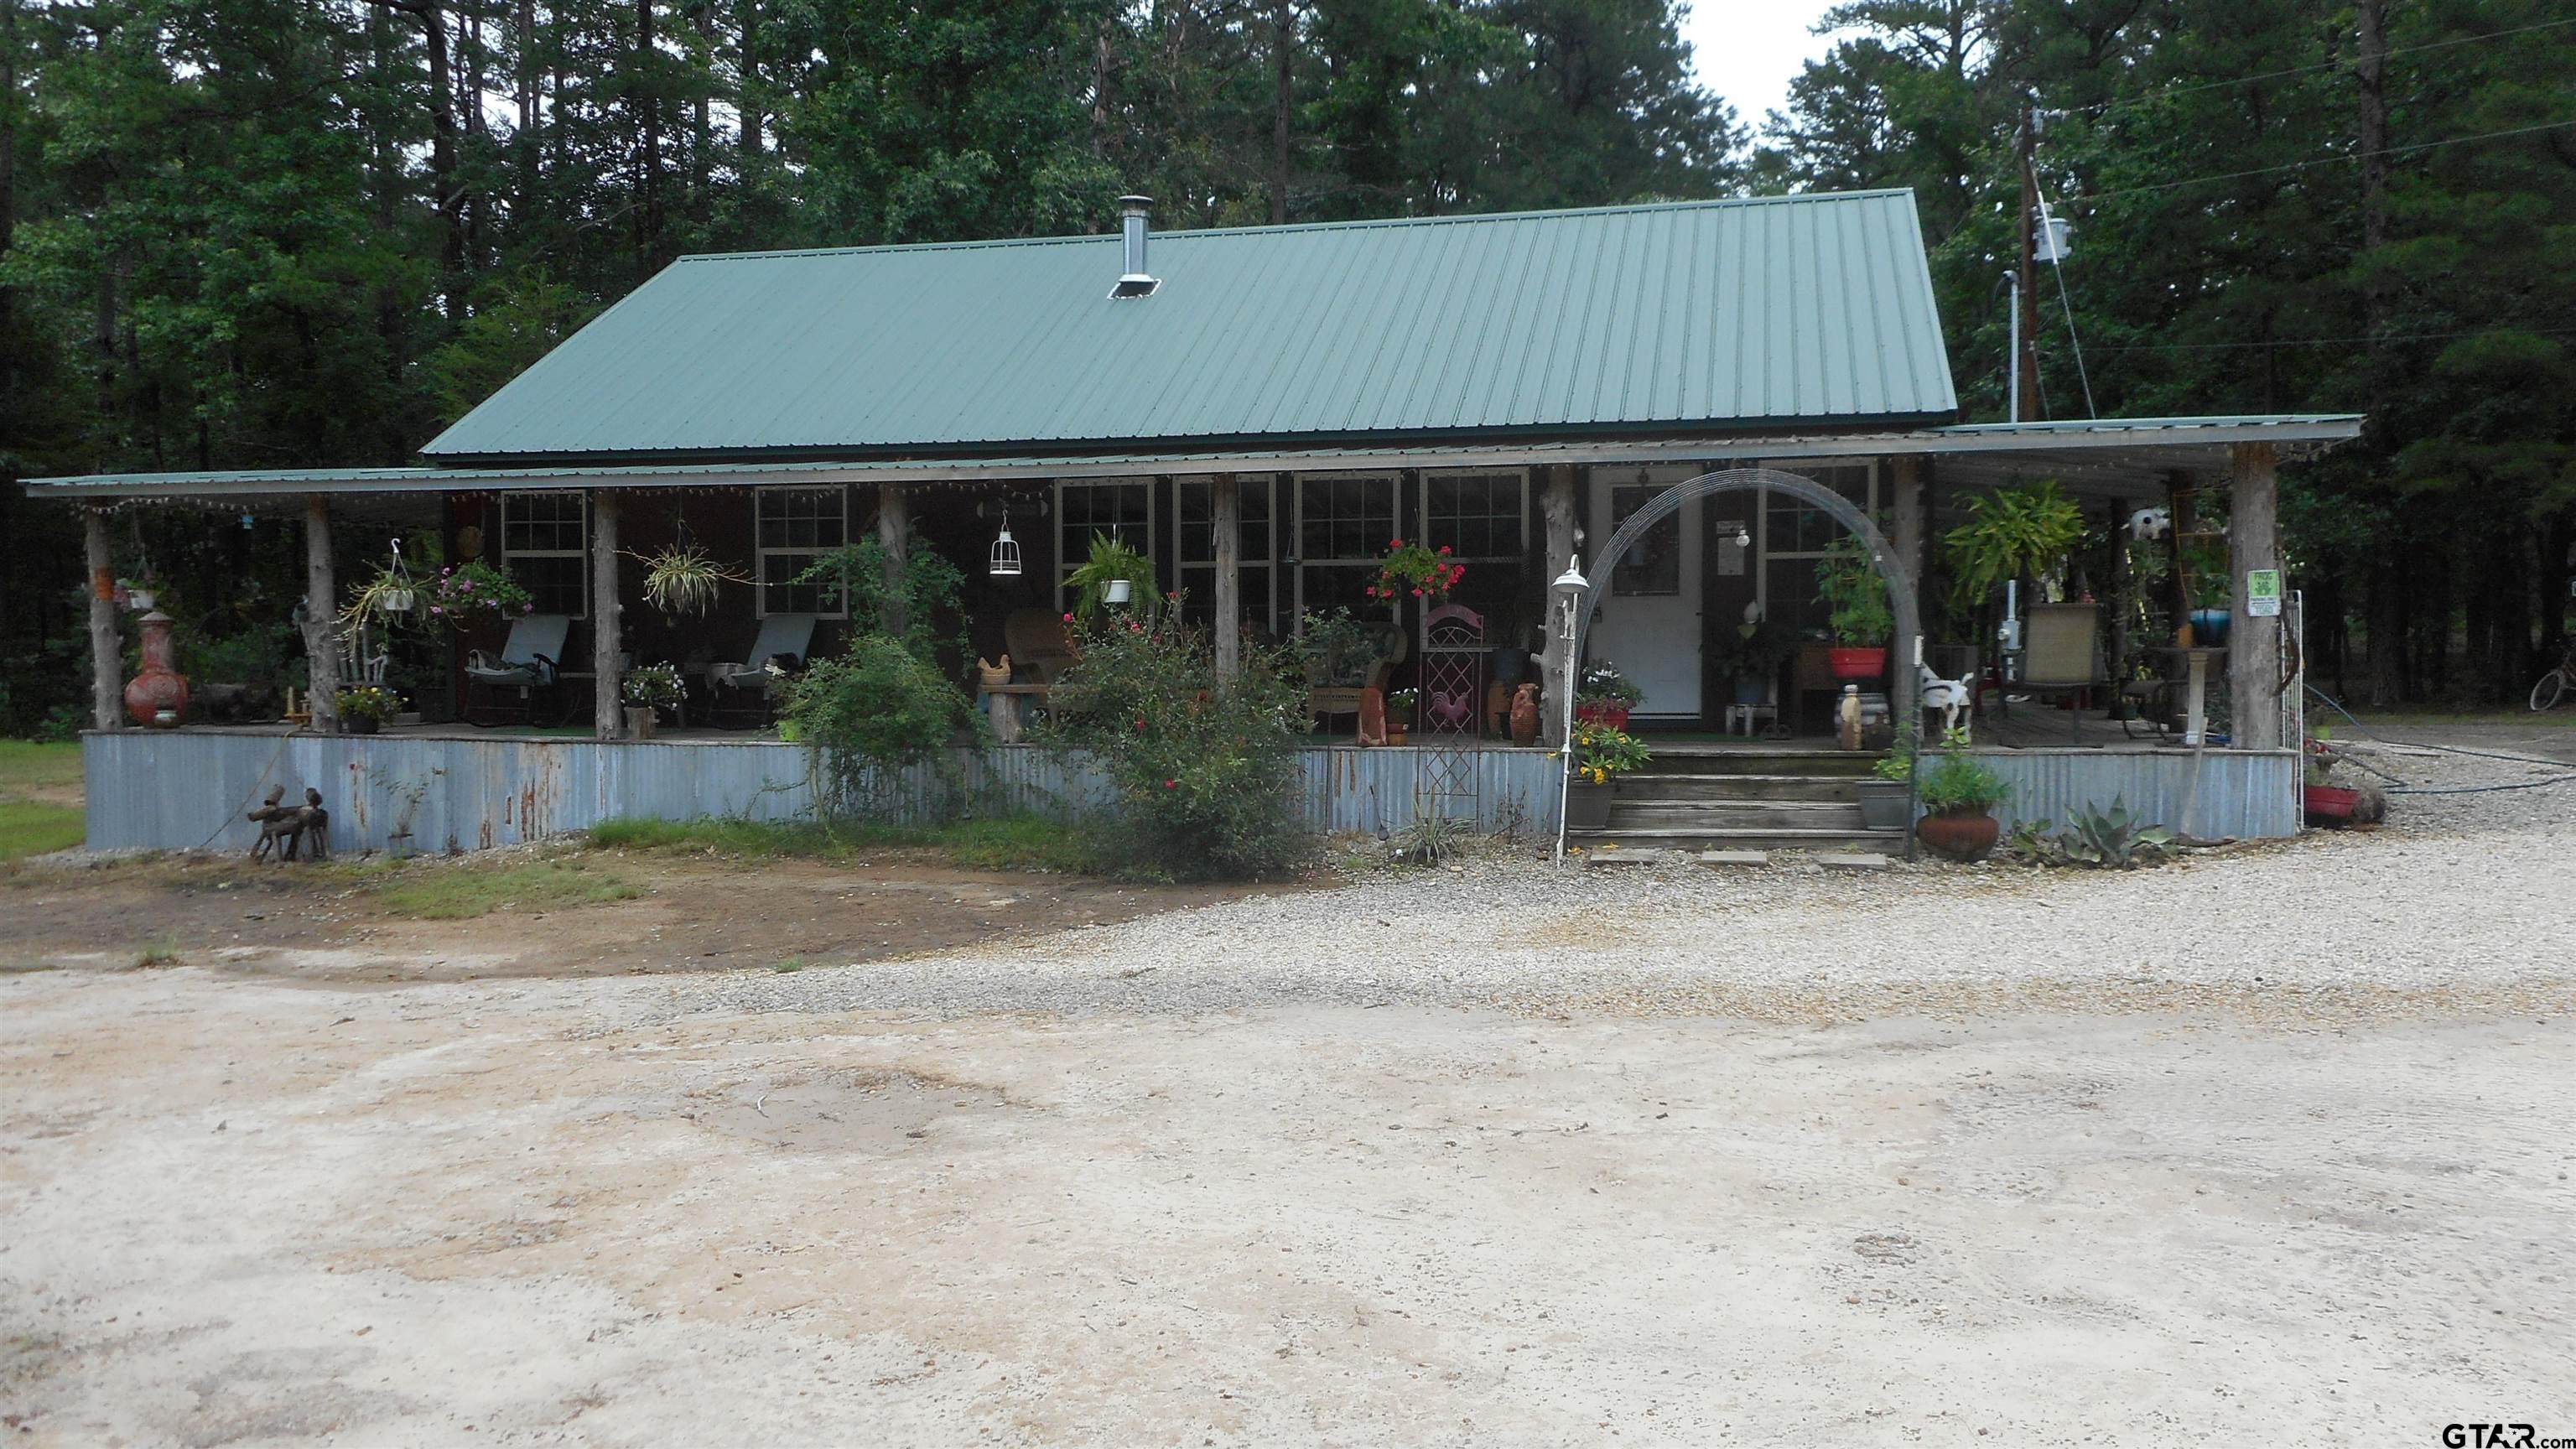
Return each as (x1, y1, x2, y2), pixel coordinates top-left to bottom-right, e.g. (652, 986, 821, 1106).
(340, 538, 421, 628)
(630, 543, 751, 617)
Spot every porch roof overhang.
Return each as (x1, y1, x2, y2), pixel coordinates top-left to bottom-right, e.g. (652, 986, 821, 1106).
(21, 413, 2360, 507)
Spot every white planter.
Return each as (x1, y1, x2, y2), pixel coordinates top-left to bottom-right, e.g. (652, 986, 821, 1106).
(127, 590, 156, 612)
(381, 589, 414, 613)
(1104, 579, 1134, 605)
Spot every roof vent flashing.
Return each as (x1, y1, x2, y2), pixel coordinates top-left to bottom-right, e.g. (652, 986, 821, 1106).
(1111, 195, 1158, 299)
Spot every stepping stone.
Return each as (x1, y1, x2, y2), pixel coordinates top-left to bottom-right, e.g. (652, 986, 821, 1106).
(1583, 849, 1667, 868)
(1817, 852, 1891, 871)
(1698, 849, 1770, 868)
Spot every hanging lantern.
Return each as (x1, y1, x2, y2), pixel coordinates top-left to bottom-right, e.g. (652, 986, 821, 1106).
(989, 524, 1023, 577)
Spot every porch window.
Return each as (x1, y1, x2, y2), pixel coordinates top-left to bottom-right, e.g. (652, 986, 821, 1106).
(1057, 480, 1154, 599)
(1758, 462, 1876, 638)
(756, 486, 849, 618)
(1294, 473, 1399, 621)
(499, 491, 589, 618)
(1175, 476, 1275, 632)
(1423, 471, 1526, 562)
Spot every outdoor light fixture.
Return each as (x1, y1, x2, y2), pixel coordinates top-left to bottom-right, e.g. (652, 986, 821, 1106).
(989, 524, 1022, 577)
(1734, 524, 1752, 549)
(1551, 557, 1592, 865)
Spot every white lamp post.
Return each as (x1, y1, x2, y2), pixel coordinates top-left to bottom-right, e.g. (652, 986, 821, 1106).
(1551, 557, 1592, 864)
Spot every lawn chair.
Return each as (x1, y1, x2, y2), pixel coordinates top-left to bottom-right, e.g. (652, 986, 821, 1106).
(462, 614, 569, 727)
(2005, 601, 2106, 744)
(708, 613, 817, 727)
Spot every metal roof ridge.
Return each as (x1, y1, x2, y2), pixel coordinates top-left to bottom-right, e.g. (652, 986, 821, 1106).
(667, 190, 1923, 265)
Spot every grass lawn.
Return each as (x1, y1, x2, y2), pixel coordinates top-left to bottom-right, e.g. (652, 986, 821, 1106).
(359, 858, 642, 920)
(586, 813, 1098, 875)
(0, 740, 83, 862)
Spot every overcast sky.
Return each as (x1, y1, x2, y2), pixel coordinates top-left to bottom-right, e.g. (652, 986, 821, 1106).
(1676, 2, 1850, 141)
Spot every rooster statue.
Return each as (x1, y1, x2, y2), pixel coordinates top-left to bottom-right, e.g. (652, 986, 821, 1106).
(1426, 686, 1477, 733)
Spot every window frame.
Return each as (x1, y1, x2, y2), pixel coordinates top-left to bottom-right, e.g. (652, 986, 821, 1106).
(1754, 459, 1878, 636)
(1055, 479, 1158, 610)
(1172, 475, 1278, 634)
(754, 485, 853, 620)
(498, 491, 590, 621)
(1291, 471, 1402, 626)
(1419, 468, 1530, 565)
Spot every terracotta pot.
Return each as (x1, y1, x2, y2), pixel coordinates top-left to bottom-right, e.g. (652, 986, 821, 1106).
(1564, 779, 1616, 832)
(1828, 647, 1887, 682)
(2303, 784, 2359, 826)
(1574, 704, 1631, 730)
(122, 610, 190, 728)
(1915, 808, 1998, 862)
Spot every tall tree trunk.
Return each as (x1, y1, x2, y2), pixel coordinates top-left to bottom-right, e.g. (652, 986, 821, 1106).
(516, 0, 539, 218)
(738, 0, 761, 161)
(2540, 513, 2572, 669)
(636, 0, 663, 269)
(2355, 0, 2408, 707)
(1270, 0, 1292, 225)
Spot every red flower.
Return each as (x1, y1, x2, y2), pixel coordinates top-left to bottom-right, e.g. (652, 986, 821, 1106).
(1438, 544, 1452, 555)
(1389, 538, 1404, 548)
(1163, 778, 1178, 789)
(1412, 587, 1425, 597)
(1134, 718, 1146, 731)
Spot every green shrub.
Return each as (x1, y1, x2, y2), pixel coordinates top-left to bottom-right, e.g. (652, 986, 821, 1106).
(780, 633, 975, 814)
(790, 538, 966, 662)
(1917, 730, 2008, 815)
(1043, 616, 1309, 880)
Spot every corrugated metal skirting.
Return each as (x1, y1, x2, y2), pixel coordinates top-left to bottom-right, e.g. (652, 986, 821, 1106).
(1973, 748, 2298, 841)
(80, 734, 1569, 855)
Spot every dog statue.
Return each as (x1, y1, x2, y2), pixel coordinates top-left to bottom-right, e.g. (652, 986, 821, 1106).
(284, 787, 330, 862)
(1509, 683, 1540, 747)
(1919, 662, 1973, 742)
(247, 785, 295, 862)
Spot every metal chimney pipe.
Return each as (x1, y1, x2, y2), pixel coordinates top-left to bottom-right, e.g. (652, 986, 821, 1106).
(1114, 195, 1156, 297)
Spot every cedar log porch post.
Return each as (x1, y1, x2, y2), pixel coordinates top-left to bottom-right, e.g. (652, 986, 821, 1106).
(1889, 456, 1925, 719)
(1213, 472, 1242, 677)
(591, 490, 623, 738)
(302, 495, 340, 734)
(84, 510, 121, 730)
(2227, 441, 2283, 750)
(878, 484, 910, 637)
(2107, 494, 2132, 709)
(1538, 464, 1577, 746)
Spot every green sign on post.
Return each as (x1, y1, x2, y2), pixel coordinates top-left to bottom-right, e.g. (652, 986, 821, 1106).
(2246, 569, 2283, 618)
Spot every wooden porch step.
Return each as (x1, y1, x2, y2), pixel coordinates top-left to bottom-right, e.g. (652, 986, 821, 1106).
(1616, 772, 1867, 802)
(1571, 826, 1909, 853)
(1628, 746, 1879, 776)
(1604, 800, 1867, 832)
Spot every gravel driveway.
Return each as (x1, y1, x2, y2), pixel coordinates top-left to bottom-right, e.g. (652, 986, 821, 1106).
(3, 736, 2569, 1446)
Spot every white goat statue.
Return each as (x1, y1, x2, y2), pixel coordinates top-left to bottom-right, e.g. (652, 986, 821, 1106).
(1919, 662, 1974, 742)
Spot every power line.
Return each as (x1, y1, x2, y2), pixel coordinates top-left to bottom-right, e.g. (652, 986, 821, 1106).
(2085, 15, 2576, 113)
(2075, 118, 2576, 203)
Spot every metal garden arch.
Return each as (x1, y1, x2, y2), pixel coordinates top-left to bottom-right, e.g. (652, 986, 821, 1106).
(1557, 468, 1922, 860)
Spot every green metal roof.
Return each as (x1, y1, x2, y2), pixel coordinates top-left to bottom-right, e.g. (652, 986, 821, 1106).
(423, 190, 1959, 463)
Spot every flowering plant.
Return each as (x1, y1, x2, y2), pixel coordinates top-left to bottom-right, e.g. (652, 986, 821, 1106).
(425, 558, 534, 626)
(1368, 538, 1463, 603)
(1559, 723, 1650, 786)
(335, 684, 401, 723)
(622, 662, 685, 712)
(1577, 660, 1642, 709)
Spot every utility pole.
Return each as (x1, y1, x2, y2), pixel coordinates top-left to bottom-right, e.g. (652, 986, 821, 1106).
(2015, 104, 2044, 424)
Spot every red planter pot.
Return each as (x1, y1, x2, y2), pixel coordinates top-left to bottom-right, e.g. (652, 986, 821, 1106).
(1915, 809, 1999, 862)
(1574, 704, 1631, 730)
(2303, 785, 2360, 827)
(1828, 647, 1887, 682)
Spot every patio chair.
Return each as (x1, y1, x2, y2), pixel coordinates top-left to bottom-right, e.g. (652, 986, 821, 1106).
(1003, 608, 1079, 685)
(2006, 601, 2106, 744)
(708, 612, 817, 727)
(462, 614, 570, 727)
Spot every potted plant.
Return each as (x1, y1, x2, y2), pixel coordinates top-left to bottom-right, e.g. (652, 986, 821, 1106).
(1368, 538, 1463, 604)
(1860, 727, 1916, 831)
(1297, 609, 1378, 688)
(1707, 614, 1791, 707)
(1065, 533, 1157, 621)
(1576, 661, 1642, 728)
(342, 566, 418, 627)
(1812, 534, 1894, 681)
(633, 544, 748, 617)
(622, 662, 685, 739)
(335, 684, 400, 735)
(1940, 478, 2085, 612)
(114, 574, 164, 613)
(1385, 687, 1419, 744)
(1914, 728, 2009, 860)
(425, 558, 536, 628)
(1561, 723, 1651, 832)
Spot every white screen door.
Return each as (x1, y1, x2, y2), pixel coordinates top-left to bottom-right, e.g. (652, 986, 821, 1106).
(1587, 472, 1701, 719)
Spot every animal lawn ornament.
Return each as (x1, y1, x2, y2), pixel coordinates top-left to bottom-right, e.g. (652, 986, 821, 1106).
(286, 787, 330, 861)
(247, 785, 296, 862)
(2128, 506, 2172, 542)
(1356, 686, 1388, 746)
(1426, 687, 1475, 733)
(1918, 662, 1974, 742)
(1509, 683, 1540, 747)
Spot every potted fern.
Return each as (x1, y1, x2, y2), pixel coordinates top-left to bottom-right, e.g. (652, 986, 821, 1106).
(1065, 533, 1156, 621)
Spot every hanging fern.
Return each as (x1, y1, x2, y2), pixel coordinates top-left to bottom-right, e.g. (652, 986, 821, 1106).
(1940, 479, 2085, 609)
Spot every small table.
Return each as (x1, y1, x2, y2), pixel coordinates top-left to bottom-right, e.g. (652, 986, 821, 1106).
(1723, 702, 1776, 737)
(981, 683, 1049, 744)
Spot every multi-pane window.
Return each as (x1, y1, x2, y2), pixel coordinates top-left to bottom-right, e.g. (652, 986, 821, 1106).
(1424, 472, 1526, 560)
(500, 492, 589, 618)
(1176, 476, 1275, 632)
(1295, 474, 1399, 621)
(1057, 480, 1154, 596)
(1758, 462, 1875, 637)
(756, 486, 849, 617)
(1608, 481, 1682, 597)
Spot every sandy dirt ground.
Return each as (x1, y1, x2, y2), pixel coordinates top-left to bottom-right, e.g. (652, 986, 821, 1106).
(4, 781, 2573, 1445)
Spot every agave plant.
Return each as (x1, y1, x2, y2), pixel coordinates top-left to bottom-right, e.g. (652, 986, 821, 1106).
(632, 544, 749, 616)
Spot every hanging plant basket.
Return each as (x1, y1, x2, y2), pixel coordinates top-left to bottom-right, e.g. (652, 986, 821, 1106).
(631, 544, 750, 617)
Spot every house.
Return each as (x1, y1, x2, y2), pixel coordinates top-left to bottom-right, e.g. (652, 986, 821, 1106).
(29, 190, 2359, 853)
